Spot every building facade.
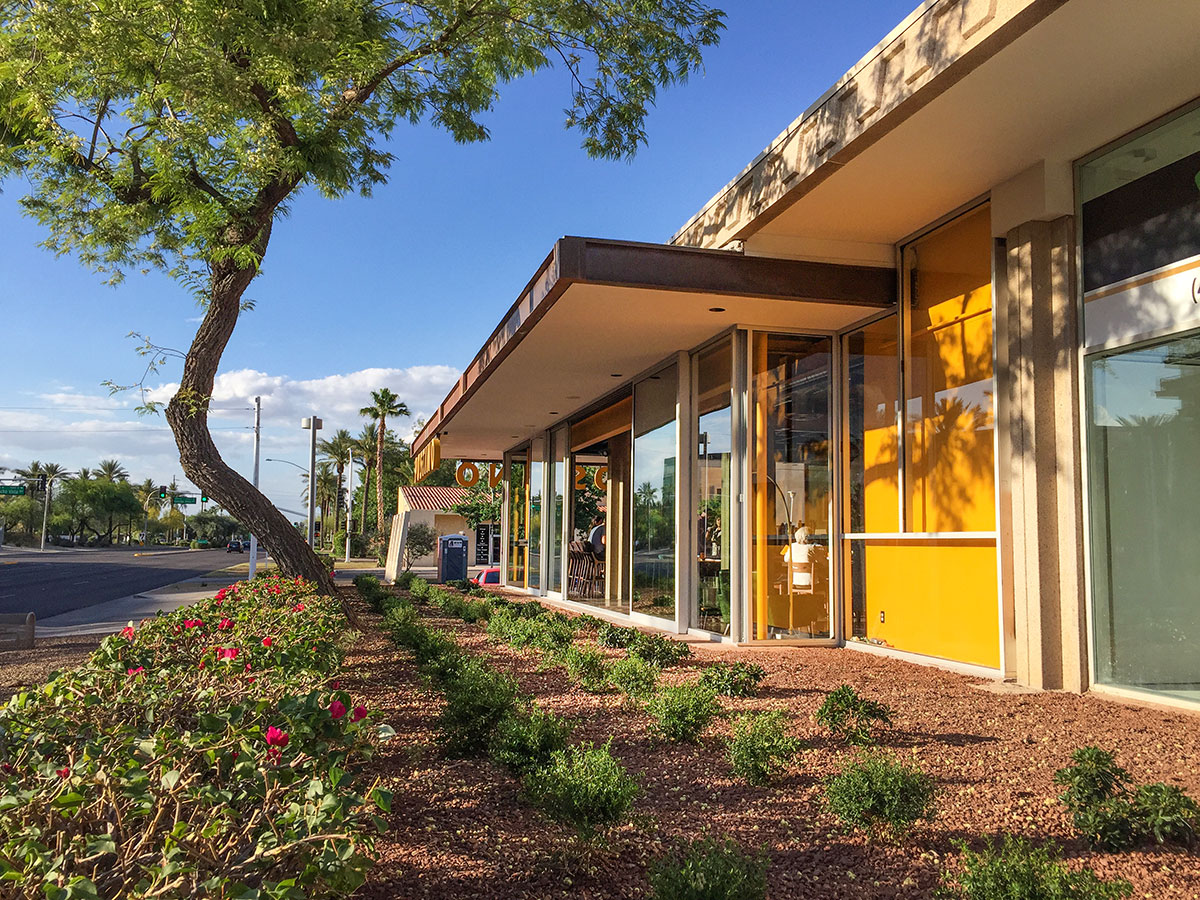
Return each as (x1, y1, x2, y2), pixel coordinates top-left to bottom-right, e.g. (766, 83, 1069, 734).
(412, 0, 1200, 708)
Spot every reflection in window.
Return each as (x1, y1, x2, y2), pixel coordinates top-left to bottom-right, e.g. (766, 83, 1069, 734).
(506, 459, 526, 587)
(549, 430, 566, 594)
(527, 455, 543, 592)
(1088, 335, 1200, 702)
(905, 204, 995, 533)
(751, 334, 832, 639)
(633, 365, 678, 620)
(696, 340, 732, 634)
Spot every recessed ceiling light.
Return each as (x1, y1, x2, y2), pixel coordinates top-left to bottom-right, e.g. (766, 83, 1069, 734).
(566, 395, 580, 400)
(709, 306, 726, 312)
(549, 411, 559, 415)
(610, 373, 622, 378)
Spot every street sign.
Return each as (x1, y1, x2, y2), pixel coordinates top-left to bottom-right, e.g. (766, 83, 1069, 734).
(0, 485, 26, 496)
(173, 495, 197, 505)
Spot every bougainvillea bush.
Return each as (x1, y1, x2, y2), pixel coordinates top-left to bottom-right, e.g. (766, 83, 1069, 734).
(0, 575, 391, 899)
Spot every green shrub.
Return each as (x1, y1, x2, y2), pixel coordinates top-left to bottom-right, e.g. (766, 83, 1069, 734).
(814, 684, 893, 745)
(572, 614, 604, 633)
(490, 706, 573, 776)
(649, 837, 768, 900)
(699, 661, 767, 698)
(354, 573, 385, 609)
(460, 599, 491, 624)
(559, 646, 612, 692)
(647, 682, 720, 743)
(0, 576, 387, 897)
(523, 741, 639, 837)
(394, 570, 419, 590)
(936, 835, 1132, 900)
(630, 632, 692, 668)
(824, 752, 936, 836)
(1054, 747, 1199, 850)
(607, 655, 660, 698)
(727, 711, 802, 786)
(597, 622, 639, 648)
(1130, 782, 1199, 846)
(530, 613, 577, 652)
(437, 660, 520, 756)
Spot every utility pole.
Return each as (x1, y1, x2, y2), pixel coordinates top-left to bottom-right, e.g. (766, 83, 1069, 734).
(345, 449, 354, 563)
(301, 415, 323, 547)
(249, 396, 262, 578)
(38, 474, 53, 552)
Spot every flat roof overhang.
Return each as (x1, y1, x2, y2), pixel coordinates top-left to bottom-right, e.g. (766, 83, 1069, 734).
(414, 237, 894, 460)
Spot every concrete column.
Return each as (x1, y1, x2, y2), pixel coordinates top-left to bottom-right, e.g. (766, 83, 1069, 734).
(995, 215, 1089, 691)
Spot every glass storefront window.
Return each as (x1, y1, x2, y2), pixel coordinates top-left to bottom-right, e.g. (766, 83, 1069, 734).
(1087, 335, 1200, 702)
(845, 315, 899, 639)
(750, 334, 832, 640)
(527, 446, 543, 592)
(506, 457, 526, 587)
(632, 364, 678, 620)
(904, 204, 995, 533)
(549, 429, 566, 594)
(695, 339, 732, 634)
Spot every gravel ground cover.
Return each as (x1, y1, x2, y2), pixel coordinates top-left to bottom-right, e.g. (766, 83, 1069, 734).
(0, 634, 104, 702)
(341, 586, 1200, 900)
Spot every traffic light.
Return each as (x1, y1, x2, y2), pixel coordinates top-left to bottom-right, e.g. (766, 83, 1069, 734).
(159, 485, 167, 500)
(36, 474, 47, 492)
(200, 494, 208, 503)
(337, 487, 346, 511)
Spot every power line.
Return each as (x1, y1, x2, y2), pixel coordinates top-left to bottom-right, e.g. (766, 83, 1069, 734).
(0, 426, 251, 433)
(0, 405, 253, 412)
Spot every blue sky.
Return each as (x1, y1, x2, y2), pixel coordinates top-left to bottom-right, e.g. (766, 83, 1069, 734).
(0, 0, 916, 513)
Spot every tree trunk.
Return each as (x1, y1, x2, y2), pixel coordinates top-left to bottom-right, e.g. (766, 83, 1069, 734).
(375, 414, 386, 535)
(360, 466, 371, 535)
(165, 226, 334, 594)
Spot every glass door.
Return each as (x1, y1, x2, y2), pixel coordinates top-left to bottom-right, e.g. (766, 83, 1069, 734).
(749, 333, 833, 640)
(506, 455, 527, 588)
(695, 339, 733, 635)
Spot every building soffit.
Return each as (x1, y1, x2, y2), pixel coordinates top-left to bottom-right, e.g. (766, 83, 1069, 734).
(411, 237, 895, 457)
(670, 0, 1069, 251)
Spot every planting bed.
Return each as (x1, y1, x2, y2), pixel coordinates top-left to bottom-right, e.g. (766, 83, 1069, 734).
(0, 635, 104, 703)
(344, 582, 1200, 900)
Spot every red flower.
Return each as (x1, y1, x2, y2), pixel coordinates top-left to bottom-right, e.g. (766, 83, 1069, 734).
(271, 586, 282, 595)
(126, 666, 144, 677)
(247, 676, 257, 684)
(244, 662, 252, 672)
(292, 602, 305, 612)
(215, 588, 228, 601)
(329, 700, 347, 720)
(121, 625, 135, 640)
(351, 705, 368, 723)
(264, 725, 289, 763)
(330, 680, 340, 690)
(218, 618, 234, 631)
(184, 619, 203, 629)
(216, 647, 240, 661)
(198, 660, 206, 669)
(261, 636, 273, 648)
(56, 766, 70, 778)
(1, 762, 16, 775)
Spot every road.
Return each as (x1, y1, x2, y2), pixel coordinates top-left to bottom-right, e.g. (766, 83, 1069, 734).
(0, 547, 235, 618)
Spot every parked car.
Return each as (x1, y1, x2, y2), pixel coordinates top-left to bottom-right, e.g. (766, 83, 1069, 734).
(471, 566, 501, 586)
(226, 540, 242, 553)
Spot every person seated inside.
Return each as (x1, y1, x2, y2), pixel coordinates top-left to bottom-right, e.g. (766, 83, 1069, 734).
(585, 515, 606, 561)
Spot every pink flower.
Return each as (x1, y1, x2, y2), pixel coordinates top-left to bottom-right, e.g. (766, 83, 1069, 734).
(261, 636, 273, 648)
(216, 647, 240, 661)
(247, 676, 257, 684)
(198, 660, 206, 670)
(215, 588, 228, 601)
(184, 619, 203, 629)
(265, 726, 289, 748)
(292, 602, 305, 612)
(271, 586, 282, 595)
(126, 667, 144, 677)
(351, 705, 368, 723)
(329, 700, 347, 720)
(218, 618, 233, 631)
(244, 662, 252, 672)
(56, 766, 70, 778)
(121, 625, 135, 640)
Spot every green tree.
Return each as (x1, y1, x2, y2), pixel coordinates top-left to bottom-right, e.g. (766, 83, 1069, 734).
(0, 0, 723, 588)
(403, 522, 439, 571)
(187, 509, 242, 544)
(96, 459, 129, 482)
(317, 427, 356, 533)
(360, 388, 410, 536)
(451, 478, 502, 529)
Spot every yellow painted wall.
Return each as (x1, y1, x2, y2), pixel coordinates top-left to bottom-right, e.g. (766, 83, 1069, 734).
(852, 539, 999, 668)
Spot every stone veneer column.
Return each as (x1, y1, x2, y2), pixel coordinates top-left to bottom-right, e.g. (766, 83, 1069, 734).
(996, 216, 1089, 692)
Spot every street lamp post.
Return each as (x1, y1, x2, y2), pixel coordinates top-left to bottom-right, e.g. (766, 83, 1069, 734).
(345, 449, 354, 563)
(300, 417, 322, 547)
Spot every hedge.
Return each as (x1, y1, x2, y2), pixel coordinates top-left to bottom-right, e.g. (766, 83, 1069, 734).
(0, 575, 391, 900)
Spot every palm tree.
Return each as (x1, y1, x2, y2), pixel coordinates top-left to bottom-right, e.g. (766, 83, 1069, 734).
(96, 458, 130, 482)
(360, 388, 410, 535)
(134, 479, 161, 544)
(76, 467, 94, 481)
(354, 424, 377, 535)
(317, 428, 356, 533)
(301, 461, 337, 543)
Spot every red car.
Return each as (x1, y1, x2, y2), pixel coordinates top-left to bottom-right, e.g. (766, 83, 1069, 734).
(471, 567, 501, 586)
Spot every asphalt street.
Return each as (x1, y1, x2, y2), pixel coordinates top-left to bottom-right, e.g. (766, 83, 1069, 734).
(0, 547, 234, 618)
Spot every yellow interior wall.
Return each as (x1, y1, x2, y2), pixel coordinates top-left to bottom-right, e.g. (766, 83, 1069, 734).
(856, 540, 999, 668)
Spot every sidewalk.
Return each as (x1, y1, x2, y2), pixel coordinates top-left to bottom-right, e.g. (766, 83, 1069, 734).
(35, 560, 388, 636)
